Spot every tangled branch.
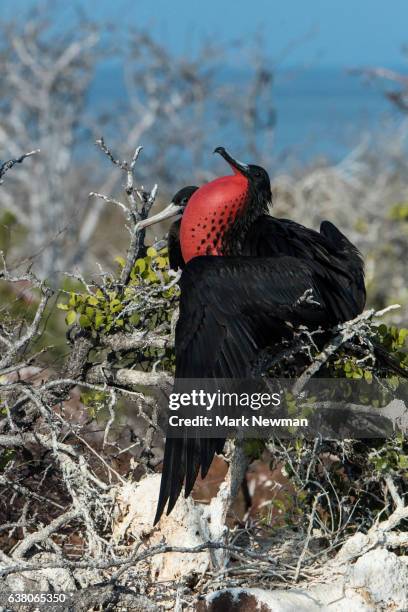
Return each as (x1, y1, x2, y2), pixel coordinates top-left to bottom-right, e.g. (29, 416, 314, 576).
(0, 150, 40, 185)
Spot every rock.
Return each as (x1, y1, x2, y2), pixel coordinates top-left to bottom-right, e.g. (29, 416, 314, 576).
(3, 552, 76, 592)
(347, 549, 408, 610)
(69, 584, 159, 612)
(112, 475, 209, 582)
(198, 548, 408, 611)
(196, 588, 319, 612)
(336, 532, 370, 563)
(196, 585, 370, 612)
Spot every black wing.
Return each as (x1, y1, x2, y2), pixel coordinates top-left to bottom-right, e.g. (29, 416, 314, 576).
(243, 216, 366, 316)
(319, 220, 366, 314)
(154, 254, 357, 523)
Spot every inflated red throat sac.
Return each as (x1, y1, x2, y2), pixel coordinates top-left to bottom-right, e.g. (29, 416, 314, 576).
(180, 172, 249, 263)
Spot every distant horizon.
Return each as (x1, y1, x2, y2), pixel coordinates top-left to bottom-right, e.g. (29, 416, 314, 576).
(2, 1, 406, 165)
(89, 61, 401, 165)
(2, 0, 408, 69)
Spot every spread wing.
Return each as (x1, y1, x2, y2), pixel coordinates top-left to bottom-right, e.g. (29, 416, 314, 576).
(243, 216, 366, 316)
(154, 254, 357, 523)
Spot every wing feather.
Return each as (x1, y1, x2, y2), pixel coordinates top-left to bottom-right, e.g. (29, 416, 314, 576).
(154, 254, 357, 523)
(244, 215, 365, 315)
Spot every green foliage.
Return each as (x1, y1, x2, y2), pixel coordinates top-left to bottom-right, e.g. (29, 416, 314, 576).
(368, 435, 408, 475)
(275, 435, 408, 536)
(0, 272, 85, 358)
(0, 449, 15, 471)
(376, 323, 408, 355)
(80, 389, 110, 419)
(243, 439, 265, 460)
(57, 247, 178, 372)
(266, 322, 408, 534)
(333, 357, 366, 380)
(389, 202, 408, 222)
(58, 247, 179, 336)
(263, 491, 301, 526)
(330, 323, 408, 380)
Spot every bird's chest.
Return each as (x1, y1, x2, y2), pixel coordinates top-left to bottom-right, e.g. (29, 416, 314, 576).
(180, 198, 247, 261)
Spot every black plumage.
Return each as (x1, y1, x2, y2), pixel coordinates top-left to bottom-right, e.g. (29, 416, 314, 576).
(150, 147, 366, 524)
(167, 186, 198, 270)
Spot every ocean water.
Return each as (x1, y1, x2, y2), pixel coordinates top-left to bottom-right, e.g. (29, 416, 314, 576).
(89, 63, 402, 165)
(272, 68, 400, 162)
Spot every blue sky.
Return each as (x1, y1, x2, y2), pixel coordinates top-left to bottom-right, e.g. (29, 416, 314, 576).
(3, 0, 408, 68)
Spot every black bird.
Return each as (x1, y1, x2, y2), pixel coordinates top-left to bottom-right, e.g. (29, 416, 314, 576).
(139, 185, 198, 269)
(137, 147, 366, 524)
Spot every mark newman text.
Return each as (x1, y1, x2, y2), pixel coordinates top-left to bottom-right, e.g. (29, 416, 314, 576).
(168, 415, 309, 428)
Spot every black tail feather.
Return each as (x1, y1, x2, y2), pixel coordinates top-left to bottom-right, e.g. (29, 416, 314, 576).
(184, 439, 200, 498)
(153, 436, 225, 525)
(153, 438, 182, 525)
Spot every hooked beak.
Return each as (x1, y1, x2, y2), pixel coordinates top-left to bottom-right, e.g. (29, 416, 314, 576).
(214, 146, 250, 177)
(135, 202, 183, 231)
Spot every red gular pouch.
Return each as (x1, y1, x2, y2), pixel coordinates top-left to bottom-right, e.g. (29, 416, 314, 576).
(180, 172, 249, 263)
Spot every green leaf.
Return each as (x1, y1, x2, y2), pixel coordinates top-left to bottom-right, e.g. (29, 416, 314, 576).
(87, 296, 99, 306)
(398, 329, 408, 345)
(388, 375, 400, 391)
(110, 302, 123, 314)
(135, 258, 146, 273)
(146, 271, 158, 283)
(155, 256, 167, 269)
(115, 256, 126, 268)
(0, 449, 15, 470)
(95, 314, 105, 329)
(85, 307, 95, 319)
(66, 311, 77, 326)
(68, 293, 77, 307)
(398, 455, 408, 469)
(147, 247, 157, 257)
(79, 314, 91, 328)
(129, 314, 140, 325)
(57, 303, 69, 311)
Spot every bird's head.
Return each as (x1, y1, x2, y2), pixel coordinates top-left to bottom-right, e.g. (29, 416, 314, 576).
(178, 147, 271, 262)
(213, 146, 272, 205)
(136, 148, 271, 264)
(135, 185, 198, 231)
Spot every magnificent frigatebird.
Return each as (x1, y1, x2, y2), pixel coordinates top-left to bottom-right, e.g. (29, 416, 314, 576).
(138, 147, 366, 524)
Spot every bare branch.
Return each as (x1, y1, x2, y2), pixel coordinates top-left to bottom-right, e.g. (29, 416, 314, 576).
(12, 508, 80, 559)
(292, 304, 401, 396)
(0, 149, 40, 184)
(88, 192, 128, 215)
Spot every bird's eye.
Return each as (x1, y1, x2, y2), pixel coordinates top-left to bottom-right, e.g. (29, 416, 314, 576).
(182, 197, 188, 204)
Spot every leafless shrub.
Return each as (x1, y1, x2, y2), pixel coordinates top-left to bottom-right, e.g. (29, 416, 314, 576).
(350, 65, 408, 113)
(0, 11, 276, 283)
(0, 10, 407, 608)
(272, 132, 408, 322)
(0, 145, 407, 608)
